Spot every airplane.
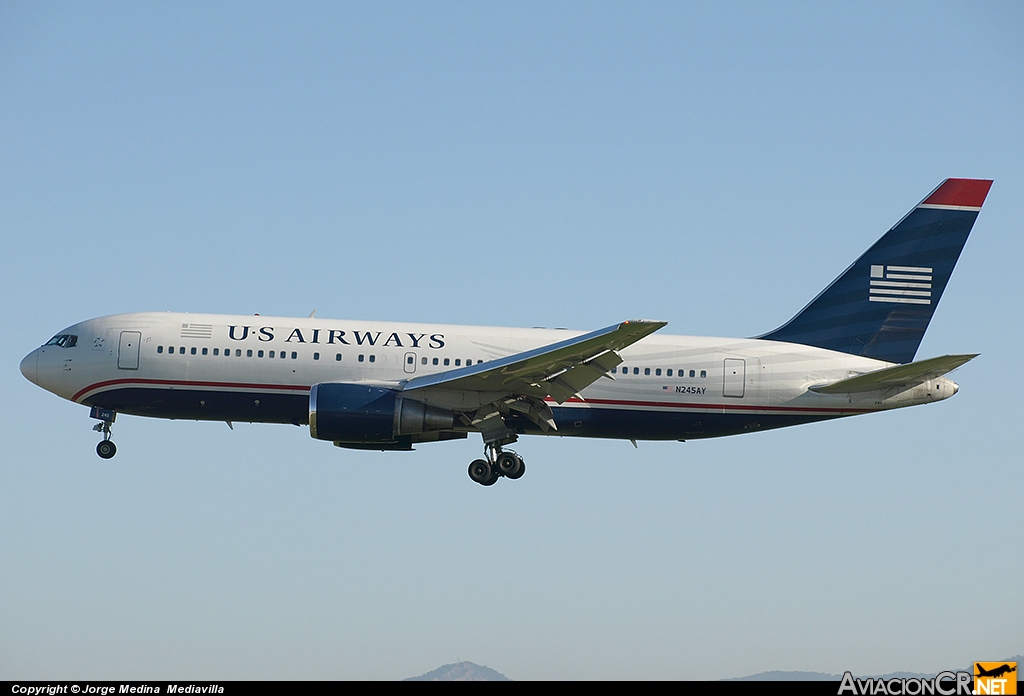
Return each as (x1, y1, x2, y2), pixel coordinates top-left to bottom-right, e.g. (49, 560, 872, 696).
(975, 664, 1016, 679)
(20, 178, 992, 485)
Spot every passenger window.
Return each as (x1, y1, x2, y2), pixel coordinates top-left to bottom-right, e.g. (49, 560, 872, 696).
(359, 355, 364, 362)
(157, 346, 163, 354)
(644, 367, 650, 375)
(655, 368, 661, 376)
(313, 352, 319, 360)
(407, 356, 414, 365)
(701, 370, 706, 378)
(336, 353, 342, 361)
(690, 370, 695, 378)
(235, 349, 241, 357)
(179, 347, 185, 354)
(421, 357, 427, 365)
(433, 357, 439, 365)
(444, 358, 450, 366)
(169, 346, 175, 354)
(369, 354, 375, 363)
(269, 350, 275, 358)
(247, 349, 253, 357)
(213, 348, 219, 356)
(455, 359, 461, 366)
(633, 367, 639, 375)
(258, 350, 264, 358)
(667, 369, 672, 376)
(191, 347, 197, 355)
(291, 352, 297, 359)
(280, 351, 286, 359)
(202, 347, 208, 355)
(611, 367, 616, 374)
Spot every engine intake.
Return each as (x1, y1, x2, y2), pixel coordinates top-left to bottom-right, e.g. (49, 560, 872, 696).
(309, 383, 456, 444)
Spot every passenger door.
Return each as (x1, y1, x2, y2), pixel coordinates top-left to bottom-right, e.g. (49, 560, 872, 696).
(117, 331, 141, 370)
(723, 358, 745, 398)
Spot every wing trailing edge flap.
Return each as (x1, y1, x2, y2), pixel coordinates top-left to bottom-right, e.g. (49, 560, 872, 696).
(402, 320, 667, 431)
(809, 354, 978, 394)
(524, 349, 624, 403)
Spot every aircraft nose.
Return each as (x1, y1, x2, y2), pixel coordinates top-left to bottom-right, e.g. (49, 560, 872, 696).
(951, 380, 959, 396)
(20, 349, 38, 384)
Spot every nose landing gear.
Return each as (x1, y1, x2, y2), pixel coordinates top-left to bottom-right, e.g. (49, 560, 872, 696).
(90, 406, 117, 459)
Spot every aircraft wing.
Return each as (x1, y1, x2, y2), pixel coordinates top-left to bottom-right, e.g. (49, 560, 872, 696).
(810, 354, 978, 394)
(402, 320, 667, 403)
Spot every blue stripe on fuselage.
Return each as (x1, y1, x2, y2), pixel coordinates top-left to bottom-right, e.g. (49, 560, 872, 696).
(86, 387, 846, 441)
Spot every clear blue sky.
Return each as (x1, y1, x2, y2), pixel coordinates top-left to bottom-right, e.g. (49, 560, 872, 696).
(1, 1, 1021, 680)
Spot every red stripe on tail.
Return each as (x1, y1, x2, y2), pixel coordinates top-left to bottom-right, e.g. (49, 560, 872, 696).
(922, 178, 993, 208)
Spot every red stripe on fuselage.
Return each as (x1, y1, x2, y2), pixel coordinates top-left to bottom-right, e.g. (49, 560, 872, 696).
(73, 378, 311, 403)
(551, 396, 874, 415)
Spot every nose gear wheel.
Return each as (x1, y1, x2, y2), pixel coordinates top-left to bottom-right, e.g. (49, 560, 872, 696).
(92, 411, 117, 459)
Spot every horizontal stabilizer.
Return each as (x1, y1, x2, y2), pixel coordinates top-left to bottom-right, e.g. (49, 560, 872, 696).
(810, 354, 978, 394)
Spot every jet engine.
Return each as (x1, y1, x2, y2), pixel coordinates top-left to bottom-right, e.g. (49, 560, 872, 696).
(309, 382, 457, 446)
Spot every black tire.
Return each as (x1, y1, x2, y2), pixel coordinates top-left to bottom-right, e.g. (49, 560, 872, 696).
(506, 458, 526, 480)
(96, 440, 117, 459)
(468, 459, 493, 485)
(496, 451, 523, 479)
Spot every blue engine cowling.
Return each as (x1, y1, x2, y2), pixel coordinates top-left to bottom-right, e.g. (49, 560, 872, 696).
(309, 383, 456, 444)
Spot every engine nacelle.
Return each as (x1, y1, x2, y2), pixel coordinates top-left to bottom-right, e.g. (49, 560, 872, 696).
(309, 382, 456, 444)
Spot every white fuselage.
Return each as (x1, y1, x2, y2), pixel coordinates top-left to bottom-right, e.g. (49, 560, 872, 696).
(20, 312, 958, 442)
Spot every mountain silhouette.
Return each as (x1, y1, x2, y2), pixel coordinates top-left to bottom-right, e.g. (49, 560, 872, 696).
(405, 661, 510, 681)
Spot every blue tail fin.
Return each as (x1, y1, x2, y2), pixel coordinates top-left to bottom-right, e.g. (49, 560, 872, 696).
(759, 178, 992, 364)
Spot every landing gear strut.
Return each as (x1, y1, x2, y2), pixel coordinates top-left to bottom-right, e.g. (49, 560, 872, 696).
(90, 406, 117, 459)
(467, 441, 526, 486)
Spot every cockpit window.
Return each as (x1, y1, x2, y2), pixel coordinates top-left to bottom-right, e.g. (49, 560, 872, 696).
(44, 334, 78, 348)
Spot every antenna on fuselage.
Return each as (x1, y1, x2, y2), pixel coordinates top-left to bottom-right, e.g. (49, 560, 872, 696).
(308, 309, 316, 318)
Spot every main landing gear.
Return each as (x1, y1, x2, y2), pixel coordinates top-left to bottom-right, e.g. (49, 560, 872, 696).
(468, 442, 526, 486)
(90, 406, 117, 459)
